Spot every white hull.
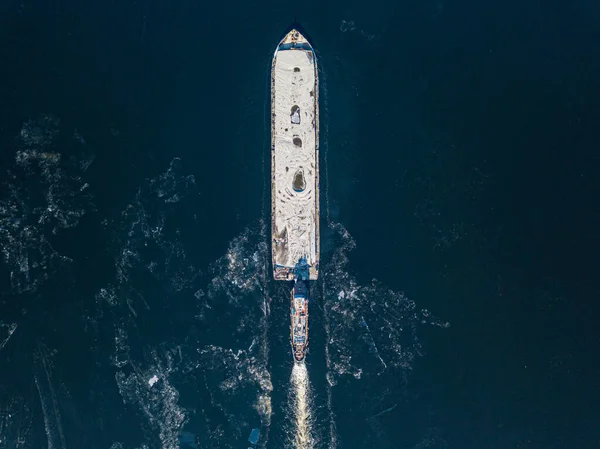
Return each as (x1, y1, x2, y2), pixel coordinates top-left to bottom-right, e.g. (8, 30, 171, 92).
(270, 29, 320, 281)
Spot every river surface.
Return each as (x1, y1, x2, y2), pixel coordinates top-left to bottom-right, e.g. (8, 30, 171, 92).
(1, 1, 599, 448)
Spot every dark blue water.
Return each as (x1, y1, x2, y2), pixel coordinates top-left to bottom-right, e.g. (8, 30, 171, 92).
(1, 1, 599, 448)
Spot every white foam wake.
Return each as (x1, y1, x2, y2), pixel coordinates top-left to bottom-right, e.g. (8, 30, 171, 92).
(289, 363, 315, 449)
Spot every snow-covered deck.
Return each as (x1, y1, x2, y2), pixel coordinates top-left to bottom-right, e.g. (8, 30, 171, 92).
(271, 30, 319, 281)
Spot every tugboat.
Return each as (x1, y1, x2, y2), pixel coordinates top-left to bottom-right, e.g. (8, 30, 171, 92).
(291, 279, 309, 362)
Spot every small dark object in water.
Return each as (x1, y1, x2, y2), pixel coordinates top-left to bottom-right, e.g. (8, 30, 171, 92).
(179, 431, 198, 448)
(248, 428, 260, 445)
